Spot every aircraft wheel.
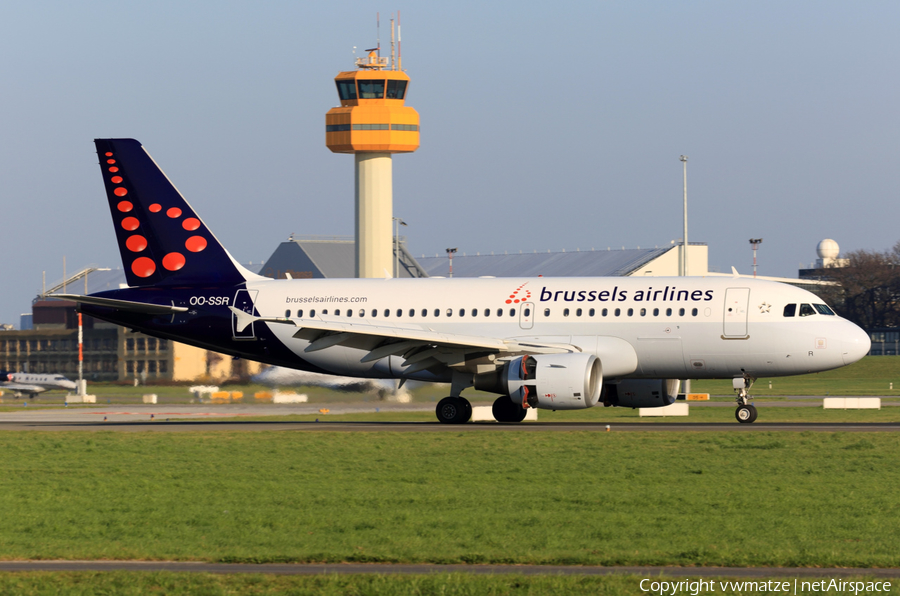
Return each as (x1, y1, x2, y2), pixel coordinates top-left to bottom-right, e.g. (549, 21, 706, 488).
(436, 397, 471, 424)
(492, 395, 528, 423)
(735, 404, 757, 424)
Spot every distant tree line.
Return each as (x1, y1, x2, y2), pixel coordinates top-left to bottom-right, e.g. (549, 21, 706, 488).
(816, 241, 900, 329)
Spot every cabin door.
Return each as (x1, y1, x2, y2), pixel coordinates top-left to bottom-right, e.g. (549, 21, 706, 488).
(723, 287, 750, 338)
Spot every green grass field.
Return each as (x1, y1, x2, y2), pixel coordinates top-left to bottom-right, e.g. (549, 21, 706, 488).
(0, 572, 896, 596)
(1, 431, 899, 568)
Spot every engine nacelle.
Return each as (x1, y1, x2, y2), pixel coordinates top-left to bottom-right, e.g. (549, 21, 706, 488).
(603, 379, 680, 408)
(474, 353, 602, 410)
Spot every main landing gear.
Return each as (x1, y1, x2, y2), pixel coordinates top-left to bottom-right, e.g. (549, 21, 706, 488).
(733, 374, 758, 423)
(436, 396, 472, 424)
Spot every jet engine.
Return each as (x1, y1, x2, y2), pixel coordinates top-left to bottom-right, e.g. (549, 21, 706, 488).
(474, 353, 602, 410)
(603, 379, 680, 408)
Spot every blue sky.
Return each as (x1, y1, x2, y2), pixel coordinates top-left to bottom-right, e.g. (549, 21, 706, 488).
(1, 1, 898, 326)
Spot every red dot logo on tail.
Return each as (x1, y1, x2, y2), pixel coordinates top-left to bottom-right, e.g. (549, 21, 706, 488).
(185, 236, 207, 252)
(126, 235, 147, 252)
(132, 257, 156, 278)
(121, 217, 140, 231)
(167, 208, 182, 218)
(163, 253, 186, 271)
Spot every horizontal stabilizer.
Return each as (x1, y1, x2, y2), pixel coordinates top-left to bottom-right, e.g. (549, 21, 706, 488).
(51, 294, 188, 315)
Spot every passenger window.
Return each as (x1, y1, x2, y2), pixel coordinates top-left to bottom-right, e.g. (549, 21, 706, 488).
(322, 309, 328, 315)
(679, 308, 685, 316)
(640, 308, 646, 316)
(497, 308, 504, 316)
(524, 307, 531, 317)
(544, 308, 550, 317)
(783, 304, 796, 317)
(576, 308, 582, 317)
(285, 309, 290, 317)
(409, 309, 415, 317)
(627, 308, 634, 316)
(422, 309, 428, 317)
(334, 309, 341, 316)
(359, 309, 365, 317)
(653, 308, 659, 316)
(484, 308, 490, 317)
(509, 308, 516, 316)
(434, 309, 440, 317)
(347, 310, 352, 318)
(563, 308, 570, 317)
(396, 309, 402, 317)
(371, 309, 378, 317)
(459, 308, 465, 317)
(310, 309, 316, 317)
(814, 304, 835, 315)
(602, 308, 608, 316)
(614, 308, 621, 317)
(298, 310, 304, 318)
(589, 308, 595, 317)
(471, 308, 478, 317)
(446, 308, 453, 317)
(799, 304, 816, 317)
(384, 309, 390, 317)
(692, 308, 698, 316)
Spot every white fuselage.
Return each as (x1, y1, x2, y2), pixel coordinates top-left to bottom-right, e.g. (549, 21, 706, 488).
(243, 275, 870, 382)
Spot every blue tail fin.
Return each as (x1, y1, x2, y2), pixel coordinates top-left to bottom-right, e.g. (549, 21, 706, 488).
(95, 138, 252, 287)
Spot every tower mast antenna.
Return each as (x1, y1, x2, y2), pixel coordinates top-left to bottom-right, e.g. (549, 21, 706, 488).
(390, 15, 396, 70)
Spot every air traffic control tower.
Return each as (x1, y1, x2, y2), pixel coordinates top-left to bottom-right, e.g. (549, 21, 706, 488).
(326, 47, 420, 278)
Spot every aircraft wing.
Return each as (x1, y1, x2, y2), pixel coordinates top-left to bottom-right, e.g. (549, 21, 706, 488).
(230, 307, 577, 375)
(1, 383, 47, 394)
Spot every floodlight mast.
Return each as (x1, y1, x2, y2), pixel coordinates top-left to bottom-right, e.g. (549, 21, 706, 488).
(446, 247, 457, 278)
(749, 238, 763, 278)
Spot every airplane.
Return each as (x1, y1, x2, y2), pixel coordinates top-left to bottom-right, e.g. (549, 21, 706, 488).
(0, 371, 77, 398)
(54, 138, 871, 424)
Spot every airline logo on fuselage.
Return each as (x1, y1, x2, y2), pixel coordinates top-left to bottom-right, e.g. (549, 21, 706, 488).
(539, 285, 714, 303)
(503, 283, 533, 305)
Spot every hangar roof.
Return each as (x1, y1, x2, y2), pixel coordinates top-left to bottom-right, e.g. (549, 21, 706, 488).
(415, 247, 670, 278)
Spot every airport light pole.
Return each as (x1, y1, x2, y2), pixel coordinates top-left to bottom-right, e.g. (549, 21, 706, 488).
(446, 247, 457, 278)
(749, 238, 763, 278)
(393, 217, 407, 278)
(680, 155, 690, 397)
(680, 155, 688, 276)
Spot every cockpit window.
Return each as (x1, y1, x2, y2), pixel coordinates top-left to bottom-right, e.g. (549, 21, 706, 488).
(799, 303, 816, 317)
(814, 304, 836, 315)
(336, 80, 357, 100)
(386, 79, 407, 99)
(783, 304, 796, 317)
(358, 80, 385, 99)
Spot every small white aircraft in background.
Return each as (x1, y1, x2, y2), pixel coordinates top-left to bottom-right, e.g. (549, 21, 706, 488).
(0, 372, 77, 398)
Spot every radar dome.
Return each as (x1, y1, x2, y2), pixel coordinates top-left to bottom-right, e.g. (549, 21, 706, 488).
(817, 239, 840, 259)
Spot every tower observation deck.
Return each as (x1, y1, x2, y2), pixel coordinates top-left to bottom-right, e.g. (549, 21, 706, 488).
(326, 42, 420, 278)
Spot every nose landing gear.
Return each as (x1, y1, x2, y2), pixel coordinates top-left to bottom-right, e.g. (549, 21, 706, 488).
(733, 374, 757, 423)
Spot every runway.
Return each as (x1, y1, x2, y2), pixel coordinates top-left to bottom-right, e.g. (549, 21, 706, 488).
(1, 402, 897, 432)
(0, 560, 899, 577)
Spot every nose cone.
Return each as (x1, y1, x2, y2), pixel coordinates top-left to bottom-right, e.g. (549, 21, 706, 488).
(842, 322, 871, 365)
